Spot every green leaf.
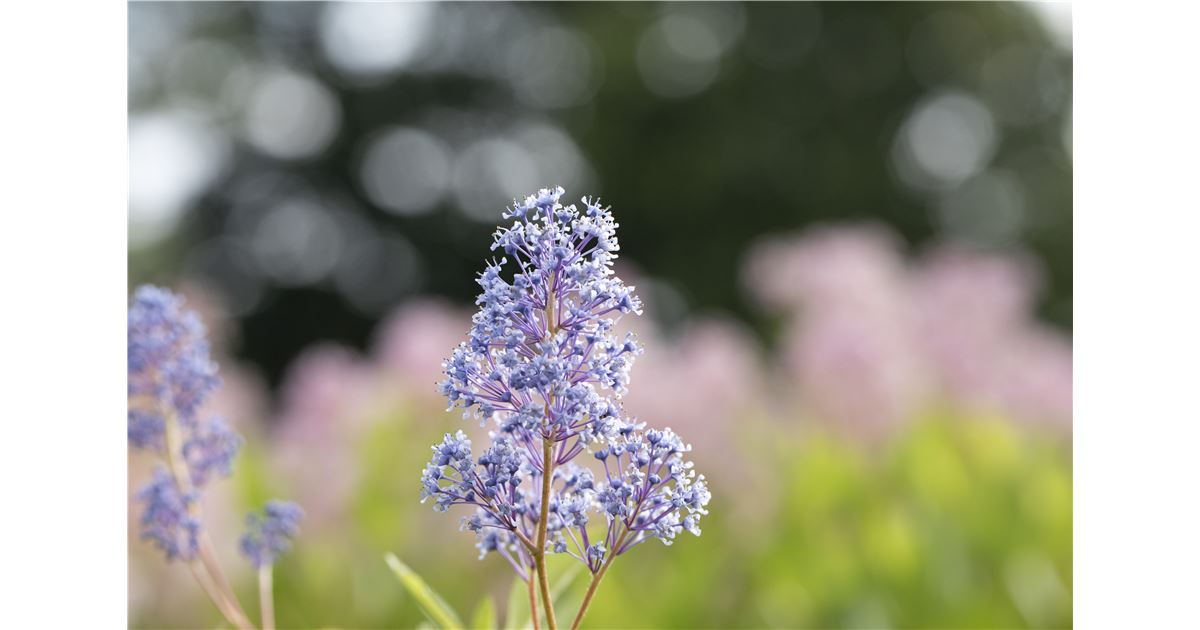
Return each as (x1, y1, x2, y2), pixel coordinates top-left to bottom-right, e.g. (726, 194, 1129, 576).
(505, 576, 534, 630)
(384, 553, 465, 630)
(471, 596, 497, 630)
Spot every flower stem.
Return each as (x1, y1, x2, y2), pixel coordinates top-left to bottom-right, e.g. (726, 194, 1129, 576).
(258, 566, 275, 630)
(527, 565, 541, 630)
(199, 535, 253, 628)
(534, 272, 560, 630)
(570, 557, 613, 630)
(164, 411, 254, 630)
(535, 438, 558, 630)
(571, 525, 631, 630)
(188, 561, 244, 629)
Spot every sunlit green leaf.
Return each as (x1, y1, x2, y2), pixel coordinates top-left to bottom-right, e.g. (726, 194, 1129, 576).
(504, 576, 533, 630)
(385, 553, 464, 629)
(470, 596, 497, 630)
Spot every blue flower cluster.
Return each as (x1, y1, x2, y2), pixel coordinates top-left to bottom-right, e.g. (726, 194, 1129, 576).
(128, 286, 238, 560)
(137, 469, 201, 561)
(128, 286, 221, 434)
(240, 501, 305, 569)
(423, 188, 710, 577)
(128, 285, 300, 569)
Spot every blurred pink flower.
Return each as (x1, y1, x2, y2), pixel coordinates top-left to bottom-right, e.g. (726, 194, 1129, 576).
(373, 299, 471, 406)
(272, 343, 375, 531)
(265, 301, 477, 532)
(912, 246, 1071, 429)
(624, 318, 764, 455)
(992, 326, 1073, 430)
(743, 225, 1072, 436)
(746, 225, 927, 438)
(743, 224, 909, 314)
(787, 313, 927, 440)
(912, 246, 1037, 397)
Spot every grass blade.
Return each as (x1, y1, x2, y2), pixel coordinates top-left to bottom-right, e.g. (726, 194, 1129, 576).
(471, 596, 497, 630)
(384, 553, 465, 629)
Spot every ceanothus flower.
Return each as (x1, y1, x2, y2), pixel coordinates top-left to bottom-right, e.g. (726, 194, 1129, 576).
(138, 468, 201, 561)
(240, 501, 305, 569)
(438, 186, 644, 459)
(128, 285, 301, 578)
(128, 286, 219, 429)
(422, 188, 709, 603)
(183, 417, 243, 488)
(128, 287, 239, 561)
(585, 427, 710, 567)
(450, 462, 597, 580)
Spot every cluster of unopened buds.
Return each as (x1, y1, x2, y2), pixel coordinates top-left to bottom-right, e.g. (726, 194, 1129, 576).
(128, 286, 302, 630)
(422, 187, 711, 629)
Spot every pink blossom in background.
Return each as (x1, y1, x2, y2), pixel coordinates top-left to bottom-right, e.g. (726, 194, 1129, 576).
(911, 246, 1038, 399)
(370, 298, 497, 460)
(623, 317, 765, 468)
(271, 343, 376, 532)
(787, 313, 928, 440)
(743, 224, 1072, 436)
(990, 325, 1073, 430)
(373, 299, 471, 406)
(743, 224, 910, 314)
(620, 317, 780, 522)
(912, 246, 1072, 429)
(745, 225, 928, 438)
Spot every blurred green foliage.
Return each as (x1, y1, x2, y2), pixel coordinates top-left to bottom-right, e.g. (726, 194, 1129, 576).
(133, 410, 1070, 629)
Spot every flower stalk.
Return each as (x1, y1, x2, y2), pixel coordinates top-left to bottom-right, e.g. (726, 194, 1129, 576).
(536, 437, 558, 630)
(163, 405, 253, 629)
(527, 565, 542, 630)
(258, 566, 275, 630)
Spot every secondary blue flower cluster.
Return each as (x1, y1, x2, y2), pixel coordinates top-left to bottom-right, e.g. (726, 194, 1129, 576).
(138, 469, 201, 561)
(422, 188, 710, 577)
(129, 286, 221, 435)
(128, 285, 301, 568)
(240, 501, 305, 568)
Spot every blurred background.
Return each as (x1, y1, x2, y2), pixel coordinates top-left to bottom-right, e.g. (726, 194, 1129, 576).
(128, 2, 1072, 628)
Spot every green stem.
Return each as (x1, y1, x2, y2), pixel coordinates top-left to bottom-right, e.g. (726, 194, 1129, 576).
(535, 439, 558, 630)
(163, 411, 255, 630)
(569, 561, 612, 630)
(533, 271, 561, 630)
(571, 525, 631, 630)
(258, 566, 275, 630)
(188, 561, 244, 628)
(527, 565, 541, 630)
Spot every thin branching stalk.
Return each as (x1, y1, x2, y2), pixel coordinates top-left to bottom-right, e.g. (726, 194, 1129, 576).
(527, 565, 541, 630)
(187, 562, 243, 628)
(533, 272, 561, 630)
(258, 566, 275, 630)
(164, 410, 254, 630)
(535, 437, 558, 630)
(570, 529, 627, 630)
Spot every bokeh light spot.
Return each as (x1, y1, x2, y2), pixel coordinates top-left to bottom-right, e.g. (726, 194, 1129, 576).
(359, 128, 452, 217)
(241, 69, 341, 160)
(892, 90, 997, 191)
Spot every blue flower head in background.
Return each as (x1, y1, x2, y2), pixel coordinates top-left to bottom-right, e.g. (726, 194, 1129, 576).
(423, 188, 710, 629)
(128, 285, 301, 630)
(241, 501, 305, 569)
